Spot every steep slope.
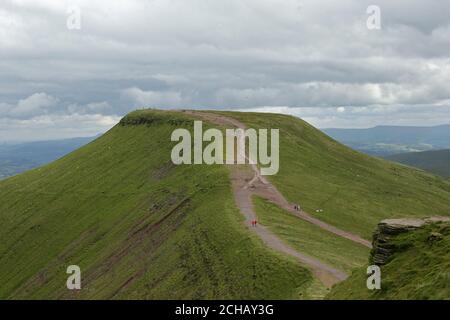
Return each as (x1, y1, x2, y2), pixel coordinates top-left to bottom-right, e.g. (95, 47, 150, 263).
(1, 109, 449, 300)
(181, 110, 367, 289)
(216, 111, 450, 239)
(327, 221, 450, 300)
(0, 110, 312, 299)
(385, 149, 450, 179)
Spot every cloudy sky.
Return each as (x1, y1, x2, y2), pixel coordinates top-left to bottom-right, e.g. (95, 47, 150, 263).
(1, 0, 450, 141)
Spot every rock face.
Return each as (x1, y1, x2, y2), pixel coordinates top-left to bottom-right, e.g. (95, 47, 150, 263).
(370, 216, 450, 265)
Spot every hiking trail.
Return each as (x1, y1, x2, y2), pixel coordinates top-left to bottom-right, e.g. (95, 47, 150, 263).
(182, 110, 371, 287)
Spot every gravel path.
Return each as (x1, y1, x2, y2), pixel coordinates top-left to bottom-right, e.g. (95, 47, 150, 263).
(181, 110, 371, 287)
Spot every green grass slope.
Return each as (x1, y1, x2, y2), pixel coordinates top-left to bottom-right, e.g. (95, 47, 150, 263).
(0, 110, 313, 299)
(253, 197, 369, 274)
(218, 111, 450, 239)
(1, 109, 450, 300)
(327, 221, 450, 299)
(385, 149, 450, 179)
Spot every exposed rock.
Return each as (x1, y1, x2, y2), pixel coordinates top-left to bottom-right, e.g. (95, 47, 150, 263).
(425, 216, 450, 223)
(427, 232, 443, 243)
(370, 216, 449, 265)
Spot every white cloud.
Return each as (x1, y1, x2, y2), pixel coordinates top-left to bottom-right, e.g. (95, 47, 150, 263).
(2, 93, 59, 119)
(0, 113, 120, 142)
(67, 101, 112, 114)
(0, 93, 119, 141)
(121, 87, 184, 108)
(240, 104, 450, 128)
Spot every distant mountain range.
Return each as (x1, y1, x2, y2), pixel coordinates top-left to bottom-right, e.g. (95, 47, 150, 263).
(0, 136, 96, 179)
(323, 124, 450, 156)
(385, 149, 450, 179)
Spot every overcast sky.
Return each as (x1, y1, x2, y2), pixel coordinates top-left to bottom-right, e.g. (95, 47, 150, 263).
(1, 0, 450, 141)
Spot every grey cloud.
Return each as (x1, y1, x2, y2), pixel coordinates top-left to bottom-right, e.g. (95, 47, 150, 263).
(121, 87, 185, 108)
(1, 0, 450, 140)
(243, 104, 450, 129)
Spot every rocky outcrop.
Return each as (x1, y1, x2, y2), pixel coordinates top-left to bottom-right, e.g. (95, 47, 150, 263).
(370, 216, 450, 265)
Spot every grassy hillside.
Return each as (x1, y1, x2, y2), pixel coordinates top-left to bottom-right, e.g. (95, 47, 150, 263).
(253, 197, 369, 274)
(217, 111, 450, 239)
(385, 149, 450, 179)
(327, 221, 450, 299)
(1, 109, 449, 299)
(0, 110, 312, 299)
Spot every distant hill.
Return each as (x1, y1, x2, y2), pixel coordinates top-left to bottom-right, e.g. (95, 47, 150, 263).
(0, 137, 96, 179)
(385, 149, 450, 179)
(323, 125, 450, 156)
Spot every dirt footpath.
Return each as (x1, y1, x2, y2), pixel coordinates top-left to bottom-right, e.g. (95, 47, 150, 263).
(181, 110, 371, 287)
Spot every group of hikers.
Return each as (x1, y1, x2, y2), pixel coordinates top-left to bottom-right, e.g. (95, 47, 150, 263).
(250, 203, 300, 227)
